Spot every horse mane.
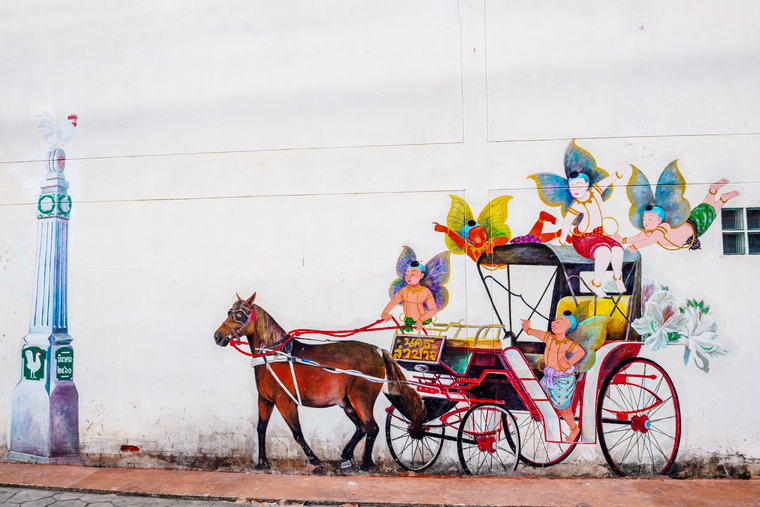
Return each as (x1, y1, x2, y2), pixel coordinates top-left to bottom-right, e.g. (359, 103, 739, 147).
(251, 304, 289, 347)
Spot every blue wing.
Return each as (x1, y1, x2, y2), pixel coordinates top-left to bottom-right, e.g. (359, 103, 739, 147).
(395, 246, 417, 279)
(421, 251, 450, 311)
(627, 165, 655, 231)
(389, 278, 406, 299)
(390, 246, 417, 299)
(527, 173, 574, 216)
(654, 161, 691, 228)
(564, 140, 613, 201)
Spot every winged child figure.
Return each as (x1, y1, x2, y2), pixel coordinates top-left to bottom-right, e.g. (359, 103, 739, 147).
(381, 247, 450, 332)
(433, 196, 512, 263)
(530, 140, 627, 298)
(614, 162, 740, 252)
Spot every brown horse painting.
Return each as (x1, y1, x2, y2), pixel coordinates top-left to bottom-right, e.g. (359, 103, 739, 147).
(213, 293, 425, 473)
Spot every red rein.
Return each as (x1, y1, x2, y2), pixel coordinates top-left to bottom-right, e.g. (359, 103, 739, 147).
(229, 316, 421, 357)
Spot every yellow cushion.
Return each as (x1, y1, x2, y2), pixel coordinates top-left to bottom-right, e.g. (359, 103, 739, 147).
(556, 296, 631, 342)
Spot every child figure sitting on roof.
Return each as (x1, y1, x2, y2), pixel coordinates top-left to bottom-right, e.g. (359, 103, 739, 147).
(521, 312, 586, 442)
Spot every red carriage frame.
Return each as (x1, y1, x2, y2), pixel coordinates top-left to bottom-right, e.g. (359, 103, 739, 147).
(384, 243, 681, 476)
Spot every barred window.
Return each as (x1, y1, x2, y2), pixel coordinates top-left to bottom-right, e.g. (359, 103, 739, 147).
(721, 208, 760, 255)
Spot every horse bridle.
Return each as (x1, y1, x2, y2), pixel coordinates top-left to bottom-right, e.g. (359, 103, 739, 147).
(223, 301, 256, 341)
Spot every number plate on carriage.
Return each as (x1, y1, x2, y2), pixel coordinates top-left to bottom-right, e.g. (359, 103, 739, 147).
(391, 335, 444, 364)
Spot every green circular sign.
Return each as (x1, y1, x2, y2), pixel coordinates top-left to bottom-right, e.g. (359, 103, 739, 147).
(38, 194, 55, 216)
(57, 194, 72, 217)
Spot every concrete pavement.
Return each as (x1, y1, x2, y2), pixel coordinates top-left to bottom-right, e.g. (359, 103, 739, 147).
(0, 462, 758, 507)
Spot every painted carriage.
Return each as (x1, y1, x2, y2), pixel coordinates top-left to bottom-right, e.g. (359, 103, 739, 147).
(384, 242, 681, 476)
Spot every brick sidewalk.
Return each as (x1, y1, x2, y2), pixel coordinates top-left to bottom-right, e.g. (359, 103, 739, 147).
(0, 462, 758, 507)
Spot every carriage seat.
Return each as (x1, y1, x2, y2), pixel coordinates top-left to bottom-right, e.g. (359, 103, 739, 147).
(445, 337, 502, 350)
(440, 337, 502, 375)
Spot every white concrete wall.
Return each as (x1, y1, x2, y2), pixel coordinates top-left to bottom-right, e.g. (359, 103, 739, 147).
(1, 0, 759, 475)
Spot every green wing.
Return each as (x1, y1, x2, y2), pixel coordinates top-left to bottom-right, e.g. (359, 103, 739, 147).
(569, 315, 611, 373)
(445, 195, 474, 255)
(477, 195, 512, 241)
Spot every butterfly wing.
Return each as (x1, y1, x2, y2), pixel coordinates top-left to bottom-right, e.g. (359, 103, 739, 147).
(528, 173, 574, 216)
(477, 195, 512, 241)
(421, 251, 451, 311)
(564, 140, 613, 201)
(445, 196, 473, 254)
(389, 278, 406, 299)
(627, 165, 655, 231)
(570, 315, 611, 373)
(654, 161, 691, 227)
(390, 246, 417, 299)
(395, 246, 417, 279)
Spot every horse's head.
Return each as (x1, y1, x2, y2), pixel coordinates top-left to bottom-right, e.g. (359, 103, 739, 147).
(214, 292, 257, 347)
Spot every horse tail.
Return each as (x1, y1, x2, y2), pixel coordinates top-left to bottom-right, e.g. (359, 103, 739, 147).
(381, 349, 426, 427)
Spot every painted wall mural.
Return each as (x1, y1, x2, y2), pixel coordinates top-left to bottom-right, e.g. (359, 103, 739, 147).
(211, 140, 735, 477)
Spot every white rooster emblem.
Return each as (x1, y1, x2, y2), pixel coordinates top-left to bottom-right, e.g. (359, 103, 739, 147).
(34, 104, 78, 173)
(25, 350, 42, 380)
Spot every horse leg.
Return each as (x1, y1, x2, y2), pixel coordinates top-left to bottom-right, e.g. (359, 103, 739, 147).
(347, 385, 380, 472)
(276, 397, 325, 474)
(255, 396, 274, 470)
(339, 403, 366, 470)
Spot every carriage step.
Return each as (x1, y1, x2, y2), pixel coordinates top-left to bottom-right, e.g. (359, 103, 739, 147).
(503, 348, 563, 443)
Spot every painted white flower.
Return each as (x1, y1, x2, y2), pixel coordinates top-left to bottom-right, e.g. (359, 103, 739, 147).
(641, 277, 664, 310)
(632, 290, 688, 351)
(682, 306, 731, 372)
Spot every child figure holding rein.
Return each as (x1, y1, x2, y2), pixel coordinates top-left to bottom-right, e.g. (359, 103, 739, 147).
(521, 312, 586, 442)
(381, 261, 437, 333)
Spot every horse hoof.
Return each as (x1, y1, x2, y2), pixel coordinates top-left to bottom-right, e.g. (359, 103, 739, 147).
(254, 462, 270, 470)
(311, 464, 326, 475)
(359, 462, 375, 472)
(340, 459, 353, 470)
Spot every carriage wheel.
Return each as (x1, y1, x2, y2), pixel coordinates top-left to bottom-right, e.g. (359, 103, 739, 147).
(597, 358, 681, 476)
(385, 407, 445, 472)
(512, 410, 576, 467)
(457, 403, 520, 475)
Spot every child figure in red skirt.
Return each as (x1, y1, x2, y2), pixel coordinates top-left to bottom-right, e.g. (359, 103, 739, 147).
(558, 165, 628, 298)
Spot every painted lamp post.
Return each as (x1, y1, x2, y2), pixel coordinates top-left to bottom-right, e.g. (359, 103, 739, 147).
(9, 108, 81, 464)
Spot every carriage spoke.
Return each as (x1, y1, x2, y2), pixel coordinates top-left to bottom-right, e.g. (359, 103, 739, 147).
(649, 425, 676, 441)
(604, 392, 629, 413)
(646, 394, 673, 420)
(608, 427, 635, 452)
(619, 431, 644, 465)
(649, 433, 672, 463)
(603, 425, 633, 435)
(614, 383, 636, 414)
(649, 415, 676, 424)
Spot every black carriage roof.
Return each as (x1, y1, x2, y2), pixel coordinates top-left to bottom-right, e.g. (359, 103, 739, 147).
(477, 243, 641, 268)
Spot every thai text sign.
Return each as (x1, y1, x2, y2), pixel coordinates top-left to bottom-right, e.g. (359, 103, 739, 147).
(55, 347, 74, 381)
(391, 334, 444, 363)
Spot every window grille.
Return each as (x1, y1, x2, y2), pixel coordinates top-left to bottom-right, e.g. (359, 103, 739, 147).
(721, 208, 759, 256)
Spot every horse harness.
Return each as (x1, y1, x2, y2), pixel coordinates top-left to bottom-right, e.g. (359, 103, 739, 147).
(227, 302, 413, 405)
(225, 302, 303, 406)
